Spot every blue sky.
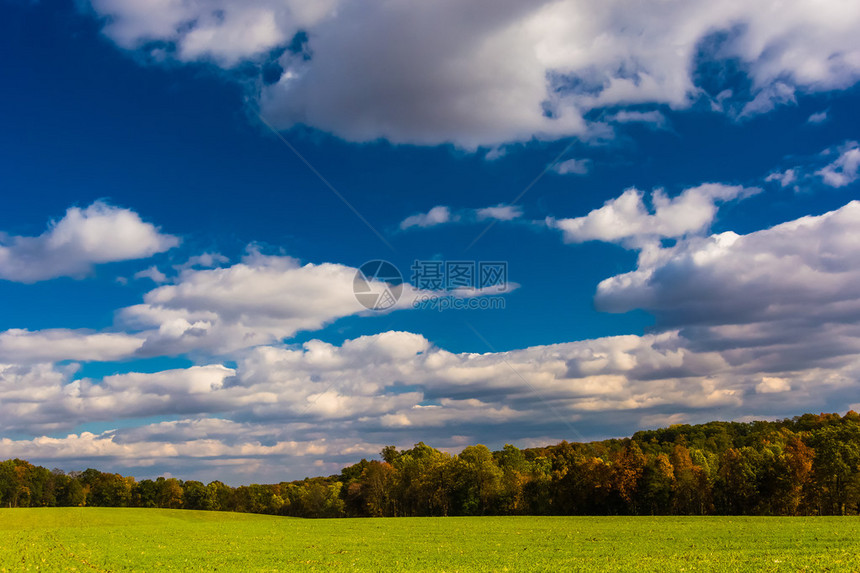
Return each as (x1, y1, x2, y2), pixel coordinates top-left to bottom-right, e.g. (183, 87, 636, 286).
(1, 0, 860, 484)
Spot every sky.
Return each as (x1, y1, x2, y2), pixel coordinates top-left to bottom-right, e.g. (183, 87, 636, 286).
(1, 0, 859, 484)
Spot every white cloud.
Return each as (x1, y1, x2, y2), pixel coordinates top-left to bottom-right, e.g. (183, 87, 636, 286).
(757, 376, 790, 394)
(0, 423, 381, 480)
(118, 249, 502, 355)
(0, 202, 178, 282)
(85, 0, 860, 147)
(0, 330, 742, 437)
(817, 141, 860, 187)
(5, 198, 860, 480)
(605, 110, 668, 128)
(177, 6, 288, 66)
(88, 0, 337, 67)
(765, 169, 797, 188)
(0, 422, 385, 483)
(484, 147, 507, 161)
(760, 140, 860, 192)
(7, 196, 860, 477)
(176, 252, 230, 270)
(737, 81, 797, 118)
(554, 158, 591, 176)
(548, 183, 754, 246)
(807, 110, 829, 124)
(475, 204, 523, 222)
(120, 252, 379, 354)
(6, 315, 858, 477)
(399, 206, 453, 230)
(595, 200, 860, 331)
(0, 329, 143, 363)
(639, 413, 689, 427)
(400, 204, 525, 229)
(134, 266, 169, 284)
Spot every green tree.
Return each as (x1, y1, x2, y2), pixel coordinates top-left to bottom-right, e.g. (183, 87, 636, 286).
(715, 447, 761, 514)
(182, 480, 207, 510)
(640, 453, 674, 515)
(54, 473, 85, 507)
(133, 479, 159, 508)
(495, 445, 530, 515)
(205, 481, 233, 511)
(453, 445, 502, 515)
(808, 424, 860, 515)
(389, 442, 451, 516)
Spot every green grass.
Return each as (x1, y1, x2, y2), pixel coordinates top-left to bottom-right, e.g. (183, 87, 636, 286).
(2, 509, 860, 572)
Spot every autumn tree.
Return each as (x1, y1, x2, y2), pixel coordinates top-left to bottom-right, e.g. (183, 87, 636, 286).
(155, 477, 183, 509)
(611, 441, 646, 513)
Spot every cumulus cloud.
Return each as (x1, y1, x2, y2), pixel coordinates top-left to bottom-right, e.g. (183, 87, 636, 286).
(133, 266, 169, 284)
(118, 249, 504, 355)
(547, 183, 755, 246)
(0, 329, 143, 364)
(399, 204, 524, 230)
(5, 195, 860, 477)
(765, 169, 797, 188)
(484, 147, 507, 161)
(475, 204, 523, 222)
(640, 413, 689, 428)
(174, 252, 230, 271)
(596, 200, 860, 331)
(737, 81, 797, 118)
(84, 0, 860, 147)
(120, 252, 385, 355)
(759, 140, 860, 192)
(0, 428, 317, 462)
(399, 206, 453, 230)
(554, 158, 592, 176)
(757, 376, 791, 394)
(0, 202, 178, 282)
(817, 141, 860, 187)
(5, 318, 858, 479)
(0, 330, 748, 439)
(5, 199, 860, 480)
(807, 110, 829, 124)
(0, 364, 239, 434)
(0, 420, 383, 483)
(87, 0, 337, 67)
(605, 110, 668, 129)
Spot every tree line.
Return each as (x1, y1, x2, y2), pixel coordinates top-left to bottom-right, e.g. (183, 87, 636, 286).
(2, 411, 860, 517)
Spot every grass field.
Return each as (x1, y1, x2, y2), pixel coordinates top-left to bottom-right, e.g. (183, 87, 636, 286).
(2, 508, 860, 572)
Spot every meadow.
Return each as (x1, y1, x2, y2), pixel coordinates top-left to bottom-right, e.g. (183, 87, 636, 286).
(2, 508, 860, 572)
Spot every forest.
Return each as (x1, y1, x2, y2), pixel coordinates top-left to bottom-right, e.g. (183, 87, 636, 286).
(2, 411, 860, 517)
